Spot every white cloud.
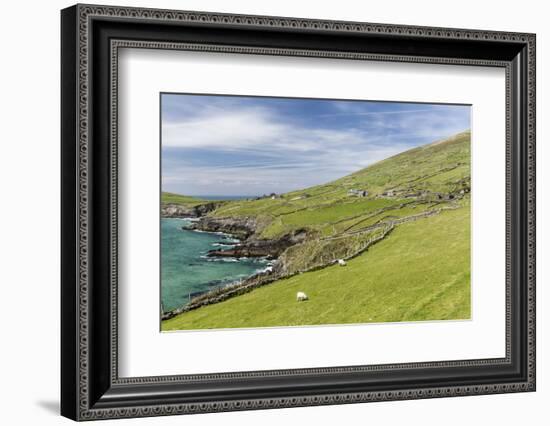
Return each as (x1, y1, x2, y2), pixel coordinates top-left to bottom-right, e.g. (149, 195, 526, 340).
(162, 101, 469, 196)
(163, 109, 285, 149)
(320, 107, 436, 117)
(162, 105, 379, 154)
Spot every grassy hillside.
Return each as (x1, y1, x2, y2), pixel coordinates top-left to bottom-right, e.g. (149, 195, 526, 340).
(210, 131, 470, 240)
(161, 192, 208, 207)
(162, 130, 471, 329)
(162, 202, 470, 330)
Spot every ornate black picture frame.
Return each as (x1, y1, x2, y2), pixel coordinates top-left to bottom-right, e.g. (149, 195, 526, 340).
(61, 4, 536, 421)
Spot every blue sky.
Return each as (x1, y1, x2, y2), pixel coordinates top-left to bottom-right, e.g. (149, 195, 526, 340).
(161, 94, 470, 197)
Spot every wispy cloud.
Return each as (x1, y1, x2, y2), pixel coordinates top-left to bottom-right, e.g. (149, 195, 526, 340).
(319, 108, 436, 117)
(161, 94, 470, 196)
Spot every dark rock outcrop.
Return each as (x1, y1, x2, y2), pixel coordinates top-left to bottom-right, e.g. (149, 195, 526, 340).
(194, 202, 221, 216)
(207, 229, 309, 259)
(161, 204, 195, 217)
(189, 215, 310, 258)
(189, 216, 258, 239)
(161, 202, 222, 218)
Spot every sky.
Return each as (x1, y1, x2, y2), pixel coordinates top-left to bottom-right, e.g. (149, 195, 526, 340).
(161, 93, 470, 197)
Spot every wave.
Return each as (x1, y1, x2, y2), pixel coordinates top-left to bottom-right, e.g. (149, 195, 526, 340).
(211, 242, 235, 247)
(200, 255, 240, 263)
(255, 265, 274, 274)
(226, 256, 270, 263)
(193, 229, 235, 238)
(223, 237, 241, 243)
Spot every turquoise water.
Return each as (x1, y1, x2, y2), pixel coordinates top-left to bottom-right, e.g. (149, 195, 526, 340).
(161, 218, 269, 312)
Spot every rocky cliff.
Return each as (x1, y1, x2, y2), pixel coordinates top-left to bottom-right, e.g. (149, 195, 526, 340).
(189, 216, 258, 239)
(161, 202, 221, 218)
(207, 228, 309, 258)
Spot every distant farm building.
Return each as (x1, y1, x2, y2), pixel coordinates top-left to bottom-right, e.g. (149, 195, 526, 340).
(256, 193, 282, 200)
(348, 189, 368, 197)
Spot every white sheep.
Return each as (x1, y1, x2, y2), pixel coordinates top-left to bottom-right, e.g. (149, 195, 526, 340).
(296, 291, 309, 301)
(338, 259, 347, 266)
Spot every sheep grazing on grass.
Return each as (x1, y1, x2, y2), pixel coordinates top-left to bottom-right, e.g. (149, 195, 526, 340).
(338, 259, 347, 266)
(296, 291, 309, 302)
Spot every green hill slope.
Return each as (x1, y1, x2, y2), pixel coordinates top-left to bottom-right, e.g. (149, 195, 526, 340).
(163, 203, 469, 329)
(210, 131, 470, 240)
(161, 192, 208, 207)
(162, 130, 471, 330)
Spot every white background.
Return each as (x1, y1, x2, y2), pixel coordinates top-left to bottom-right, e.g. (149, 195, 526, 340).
(119, 49, 506, 377)
(0, 0, 547, 425)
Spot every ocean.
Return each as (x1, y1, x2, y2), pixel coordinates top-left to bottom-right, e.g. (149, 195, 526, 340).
(161, 218, 270, 312)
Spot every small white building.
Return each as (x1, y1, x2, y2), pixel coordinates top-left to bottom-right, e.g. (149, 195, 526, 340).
(348, 189, 368, 197)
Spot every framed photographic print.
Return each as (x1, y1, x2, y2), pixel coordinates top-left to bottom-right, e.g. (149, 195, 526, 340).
(159, 94, 473, 330)
(61, 4, 536, 421)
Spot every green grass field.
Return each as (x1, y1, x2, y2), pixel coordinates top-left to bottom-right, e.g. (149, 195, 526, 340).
(162, 202, 470, 330)
(162, 130, 471, 330)
(209, 131, 470, 239)
(161, 192, 208, 206)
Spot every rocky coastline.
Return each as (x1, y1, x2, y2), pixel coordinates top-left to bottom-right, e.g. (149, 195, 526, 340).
(160, 196, 453, 321)
(161, 203, 313, 319)
(161, 201, 222, 218)
(161, 221, 396, 321)
(188, 216, 258, 239)
(181, 214, 309, 259)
